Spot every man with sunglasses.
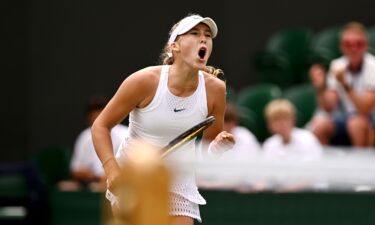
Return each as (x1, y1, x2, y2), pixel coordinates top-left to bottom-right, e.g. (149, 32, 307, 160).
(309, 22, 375, 147)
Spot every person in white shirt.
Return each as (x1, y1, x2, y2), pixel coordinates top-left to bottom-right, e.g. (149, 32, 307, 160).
(196, 103, 260, 191)
(309, 22, 375, 147)
(261, 99, 323, 192)
(69, 97, 128, 191)
(220, 102, 261, 161)
(263, 99, 323, 162)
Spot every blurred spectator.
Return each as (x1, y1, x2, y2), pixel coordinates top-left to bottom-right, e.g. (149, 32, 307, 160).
(309, 22, 375, 147)
(197, 102, 260, 191)
(60, 96, 128, 191)
(263, 99, 323, 162)
(219, 102, 261, 161)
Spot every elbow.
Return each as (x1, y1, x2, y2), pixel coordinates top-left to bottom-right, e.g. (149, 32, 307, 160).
(90, 119, 108, 140)
(90, 123, 99, 145)
(91, 120, 100, 136)
(91, 122, 97, 137)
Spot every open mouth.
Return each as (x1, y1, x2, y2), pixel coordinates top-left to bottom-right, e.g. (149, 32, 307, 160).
(198, 48, 206, 59)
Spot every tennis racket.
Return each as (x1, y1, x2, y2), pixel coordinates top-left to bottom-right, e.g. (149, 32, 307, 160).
(161, 116, 215, 158)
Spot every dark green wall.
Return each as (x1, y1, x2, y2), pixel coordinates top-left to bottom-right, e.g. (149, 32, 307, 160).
(1, 0, 28, 161)
(200, 190, 375, 225)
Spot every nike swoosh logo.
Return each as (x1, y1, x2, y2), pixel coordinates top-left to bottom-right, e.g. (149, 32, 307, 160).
(174, 108, 186, 112)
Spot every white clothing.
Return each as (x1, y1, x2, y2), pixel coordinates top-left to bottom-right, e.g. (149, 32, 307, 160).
(71, 124, 128, 177)
(170, 193, 201, 222)
(326, 53, 375, 114)
(262, 128, 323, 162)
(218, 126, 261, 161)
(114, 65, 208, 221)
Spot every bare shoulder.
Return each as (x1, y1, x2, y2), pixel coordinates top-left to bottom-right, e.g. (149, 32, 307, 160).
(202, 71, 226, 93)
(125, 65, 162, 88)
(115, 66, 163, 108)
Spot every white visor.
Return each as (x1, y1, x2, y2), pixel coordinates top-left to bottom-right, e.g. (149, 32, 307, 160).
(168, 15, 218, 44)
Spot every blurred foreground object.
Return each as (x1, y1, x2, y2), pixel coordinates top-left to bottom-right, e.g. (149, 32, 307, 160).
(196, 147, 375, 192)
(113, 140, 171, 225)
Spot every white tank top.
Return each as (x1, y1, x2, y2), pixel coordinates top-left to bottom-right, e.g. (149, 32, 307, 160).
(117, 65, 207, 204)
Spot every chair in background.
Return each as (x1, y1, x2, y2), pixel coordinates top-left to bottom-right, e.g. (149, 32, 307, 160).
(368, 26, 375, 55)
(254, 51, 295, 89)
(283, 83, 317, 128)
(0, 162, 48, 225)
(32, 147, 71, 188)
(254, 27, 313, 89)
(237, 83, 282, 142)
(226, 85, 237, 103)
(48, 189, 108, 225)
(266, 27, 313, 64)
(306, 26, 342, 76)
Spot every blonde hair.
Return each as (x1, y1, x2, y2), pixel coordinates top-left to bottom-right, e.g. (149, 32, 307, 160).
(265, 99, 295, 121)
(159, 14, 223, 78)
(341, 21, 368, 40)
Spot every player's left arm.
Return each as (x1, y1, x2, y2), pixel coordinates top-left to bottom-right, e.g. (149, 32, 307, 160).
(203, 74, 235, 152)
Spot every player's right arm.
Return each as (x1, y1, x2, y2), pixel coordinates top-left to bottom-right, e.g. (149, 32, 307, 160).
(91, 66, 160, 192)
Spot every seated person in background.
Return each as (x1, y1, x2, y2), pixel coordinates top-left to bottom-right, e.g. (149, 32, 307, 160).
(61, 97, 128, 191)
(262, 99, 323, 161)
(261, 99, 324, 192)
(309, 21, 375, 147)
(197, 102, 260, 191)
(219, 102, 261, 160)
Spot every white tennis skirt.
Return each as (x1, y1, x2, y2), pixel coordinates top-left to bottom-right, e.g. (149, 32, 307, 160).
(170, 192, 202, 223)
(106, 190, 202, 223)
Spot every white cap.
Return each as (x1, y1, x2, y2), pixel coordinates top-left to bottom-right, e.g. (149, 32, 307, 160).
(168, 15, 218, 44)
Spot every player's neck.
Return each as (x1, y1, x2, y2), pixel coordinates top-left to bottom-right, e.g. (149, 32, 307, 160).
(168, 64, 199, 91)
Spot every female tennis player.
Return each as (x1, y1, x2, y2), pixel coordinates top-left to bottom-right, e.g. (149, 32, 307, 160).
(92, 14, 235, 225)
